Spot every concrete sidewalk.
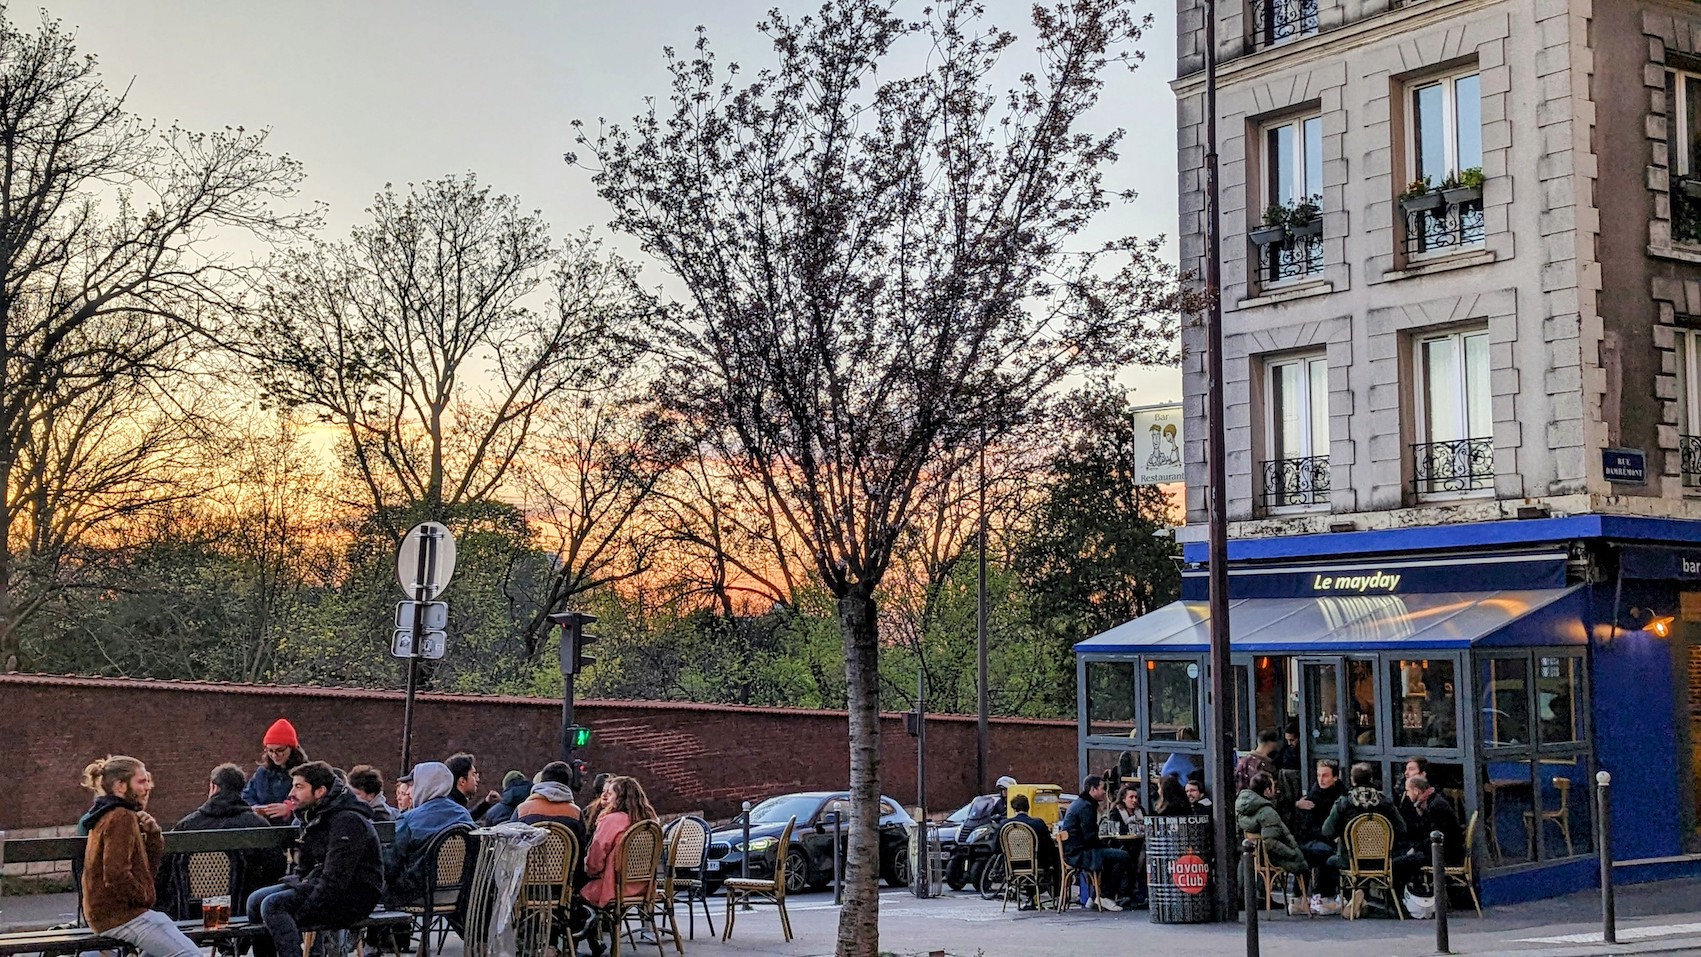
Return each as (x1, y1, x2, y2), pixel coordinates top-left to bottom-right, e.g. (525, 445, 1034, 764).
(10, 881, 1701, 956)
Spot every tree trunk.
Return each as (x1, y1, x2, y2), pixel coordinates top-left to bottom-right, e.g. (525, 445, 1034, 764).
(835, 586, 882, 957)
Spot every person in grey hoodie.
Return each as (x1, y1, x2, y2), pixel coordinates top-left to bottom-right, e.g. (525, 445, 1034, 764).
(384, 762, 473, 905)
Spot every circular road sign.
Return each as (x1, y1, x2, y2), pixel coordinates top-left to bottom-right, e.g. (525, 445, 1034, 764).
(397, 521, 457, 598)
(1173, 852, 1209, 895)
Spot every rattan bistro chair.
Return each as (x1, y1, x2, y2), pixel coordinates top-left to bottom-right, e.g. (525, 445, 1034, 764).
(661, 816, 714, 939)
(1524, 777, 1575, 857)
(1052, 830, 1100, 913)
(1243, 833, 1310, 917)
(997, 822, 1052, 912)
(596, 820, 667, 957)
(1339, 814, 1403, 920)
(517, 821, 579, 957)
(1425, 811, 1484, 918)
(720, 816, 797, 942)
(399, 824, 475, 957)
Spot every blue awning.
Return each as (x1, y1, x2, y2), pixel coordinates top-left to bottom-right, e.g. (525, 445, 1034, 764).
(1075, 585, 1587, 654)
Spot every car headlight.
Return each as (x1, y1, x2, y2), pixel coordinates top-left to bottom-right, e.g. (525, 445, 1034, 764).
(736, 837, 776, 853)
(966, 825, 994, 843)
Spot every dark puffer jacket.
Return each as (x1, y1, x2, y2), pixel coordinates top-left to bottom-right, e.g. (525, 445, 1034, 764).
(156, 791, 288, 917)
(291, 782, 385, 928)
(1321, 785, 1406, 868)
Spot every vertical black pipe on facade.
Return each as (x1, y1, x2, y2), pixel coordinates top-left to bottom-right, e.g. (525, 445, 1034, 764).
(1202, 0, 1238, 921)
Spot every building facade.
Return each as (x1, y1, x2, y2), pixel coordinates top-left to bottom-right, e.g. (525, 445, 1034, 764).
(1075, 0, 1701, 906)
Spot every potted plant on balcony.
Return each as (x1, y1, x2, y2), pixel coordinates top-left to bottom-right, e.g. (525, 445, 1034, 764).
(1440, 167, 1483, 206)
(1250, 203, 1290, 246)
(1398, 175, 1442, 214)
(1287, 195, 1322, 238)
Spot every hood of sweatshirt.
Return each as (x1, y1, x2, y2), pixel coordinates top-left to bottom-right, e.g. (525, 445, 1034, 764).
(407, 762, 454, 805)
(528, 781, 576, 804)
(1234, 789, 1274, 819)
(80, 794, 140, 833)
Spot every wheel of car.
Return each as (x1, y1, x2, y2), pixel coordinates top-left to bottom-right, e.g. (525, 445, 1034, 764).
(784, 848, 811, 895)
(884, 851, 912, 888)
(977, 851, 1006, 900)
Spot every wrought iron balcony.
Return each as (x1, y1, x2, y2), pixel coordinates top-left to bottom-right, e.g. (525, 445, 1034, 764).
(1249, 0, 1319, 49)
(1254, 230, 1324, 284)
(1683, 434, 1701, 487)
(1261, 455, 1330, 509)
(1402, 191, 1485, 256)
(1673, 181, 1701, 246)
(1412, 437, 1494, 496)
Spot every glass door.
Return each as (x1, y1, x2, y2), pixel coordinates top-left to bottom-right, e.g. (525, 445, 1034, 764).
(1299, 657, 1349, 774)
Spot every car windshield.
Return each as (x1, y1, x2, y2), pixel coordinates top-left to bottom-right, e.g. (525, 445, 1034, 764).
(749, 794, 824, 825)
(947, 803, 972, 824)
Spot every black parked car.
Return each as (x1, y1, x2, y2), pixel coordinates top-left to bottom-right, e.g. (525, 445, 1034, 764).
(705, 791, 916, 894)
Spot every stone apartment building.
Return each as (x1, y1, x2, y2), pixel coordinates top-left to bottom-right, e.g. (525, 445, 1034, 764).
(1072, 0, 1701, 905)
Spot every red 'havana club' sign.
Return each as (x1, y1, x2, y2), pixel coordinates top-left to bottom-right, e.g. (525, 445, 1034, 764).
(1173, 851, 1208, 894)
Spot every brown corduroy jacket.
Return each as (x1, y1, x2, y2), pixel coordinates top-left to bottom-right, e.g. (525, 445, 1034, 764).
(82, 803, 164, 932)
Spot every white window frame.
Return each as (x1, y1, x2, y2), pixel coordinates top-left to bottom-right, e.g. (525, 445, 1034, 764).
(1406, 70, 1481, 186)
(1265, 353, 1329, 462)
(1413, 327, 1491, 445)
(1263, 115, 1323, 213)
(1670, 68, 1701, 178)
(1677, 328, 1701, 437)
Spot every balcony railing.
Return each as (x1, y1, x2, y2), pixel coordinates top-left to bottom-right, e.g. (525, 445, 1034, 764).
(1261, 455, 1330, 509)
(1402, 191, 1485, 256)
(1254, 231, 1324, 284)
(1683, 434, 1701, 487)
(1249, 0, 1319, 49)
(1412, 437, 1494, 496)
(1673, 181, 1701, 246)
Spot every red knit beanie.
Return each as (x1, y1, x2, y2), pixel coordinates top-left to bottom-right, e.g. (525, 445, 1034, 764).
(263, 718, 300, 748)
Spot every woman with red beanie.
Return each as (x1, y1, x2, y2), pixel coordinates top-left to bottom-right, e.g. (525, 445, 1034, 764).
(242, 719, 307, 822)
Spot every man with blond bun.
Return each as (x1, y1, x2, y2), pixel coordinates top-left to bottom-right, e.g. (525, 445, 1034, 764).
(79, 755, 198, 957)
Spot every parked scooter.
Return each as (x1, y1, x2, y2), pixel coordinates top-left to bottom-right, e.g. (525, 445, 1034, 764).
(943, 776, 1015, 893)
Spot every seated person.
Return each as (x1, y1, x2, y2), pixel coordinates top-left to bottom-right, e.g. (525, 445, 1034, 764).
(1322, 762, 1406, 917)
(245, 762, 384, 957)
(164, 763, 287, 917)
(1395, 758, 1430, 835)
(1184, 778, 1213, 813)
(1392, 774, 1463, 896)
(1151, 774, 1192, 817)
(1235, 771, 1308, 914)
(1060, 775, 1131, 911)
(1004, 794, 1056, 909)
(383, 762, 474, 905)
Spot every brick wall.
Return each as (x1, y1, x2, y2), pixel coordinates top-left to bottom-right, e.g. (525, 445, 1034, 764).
(0, 675, 1076, 831)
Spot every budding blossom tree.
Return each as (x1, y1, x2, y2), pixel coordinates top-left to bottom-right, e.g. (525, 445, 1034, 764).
(573, 1, 1182, 951)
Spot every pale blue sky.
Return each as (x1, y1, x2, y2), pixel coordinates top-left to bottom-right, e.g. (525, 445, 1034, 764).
(41, 0, 1181, 401)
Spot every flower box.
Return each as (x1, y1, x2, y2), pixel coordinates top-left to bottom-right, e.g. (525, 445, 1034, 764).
(1249, 224, 1289, 246)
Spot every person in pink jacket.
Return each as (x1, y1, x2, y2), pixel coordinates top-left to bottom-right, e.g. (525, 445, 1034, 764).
(581, 776, 659, 910)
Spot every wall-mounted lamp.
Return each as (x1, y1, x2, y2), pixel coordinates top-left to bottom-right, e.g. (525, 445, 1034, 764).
(1627, 606, 1676, 638)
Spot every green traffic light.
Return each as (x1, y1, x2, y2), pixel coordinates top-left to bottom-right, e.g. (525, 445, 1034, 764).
(570, 725, 593, 748)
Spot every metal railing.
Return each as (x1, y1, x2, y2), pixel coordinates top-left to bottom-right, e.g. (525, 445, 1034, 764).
(1404, 196, 1485, 256)
(1255, 232, 1324, 284)
(1260, 455, 1330, 509)
(1673, 182, 1701, 246)
(1682, 434, 1701, 487)
(1411, 437, 1494, 496)
(1248, 0, 1319, 49)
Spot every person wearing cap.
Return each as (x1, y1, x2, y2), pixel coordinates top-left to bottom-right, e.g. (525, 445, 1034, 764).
(243, 719, 308, 823)
(384, 762, 473, 906)
(477, 771, 532, 826)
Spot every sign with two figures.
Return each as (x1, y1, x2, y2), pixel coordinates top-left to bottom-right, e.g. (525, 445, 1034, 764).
(393, 521, 457, 660)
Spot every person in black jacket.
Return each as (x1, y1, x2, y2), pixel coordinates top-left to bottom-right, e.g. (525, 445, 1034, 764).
(478, 771, 532, 826)
(245, 762, 385, 957)
(1392, 774, 1463, 896)
(157, 764, 287, 917)
(1059, 775, 1130, 911)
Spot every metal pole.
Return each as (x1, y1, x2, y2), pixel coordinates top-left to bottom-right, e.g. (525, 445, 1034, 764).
(1202, 0, 1236, 923)
(741, 801, 752, 881)
(1241, 839, 1259, 957)
(916, 665, 930, 899)
(399, 528, 436, 773)
(1431, 830, 1450, 953)
(560, 670, 577, 762)
(976, 425, 990, 795)
(1598, 771, 1615, 944)
(833, 807, 844, 906)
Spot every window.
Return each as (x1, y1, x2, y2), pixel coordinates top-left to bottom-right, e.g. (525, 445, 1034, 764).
(1412, 328, 1493, 495)
(1262, 354, 1329, 508)
(1086, 660, 1136, 737)
(1147, 660, 1200, 741)
(1388, 658, 1458, 749)
(1404, 71, 1484, 255)
(1677, 328, 1701, 486)
(1477, 652, 1592, 866)
(1252, 0, 1319, 48)
(1254, 116, 1324, 283)
(1671, 69, 1701, 244)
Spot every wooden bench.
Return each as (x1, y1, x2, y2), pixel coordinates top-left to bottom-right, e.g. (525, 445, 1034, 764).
(0, 911, 413, 957)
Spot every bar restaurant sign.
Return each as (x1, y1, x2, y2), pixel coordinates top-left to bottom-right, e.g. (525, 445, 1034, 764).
(1132, 404, 1184, 485)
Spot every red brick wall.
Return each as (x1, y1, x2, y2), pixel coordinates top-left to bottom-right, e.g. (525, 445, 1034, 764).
(0, 675, 1076, 830)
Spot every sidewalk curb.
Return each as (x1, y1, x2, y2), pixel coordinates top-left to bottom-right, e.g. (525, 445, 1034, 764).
(1460, 933, 1701, 957)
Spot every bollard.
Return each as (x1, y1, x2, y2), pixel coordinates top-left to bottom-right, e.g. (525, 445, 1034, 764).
(1241, 838, 1259, 957)
(833, 807, 844, 906)
(740, 801, 752, 880)
(1431, 830, 1449, 954)
(1598, 771, 1615, 944)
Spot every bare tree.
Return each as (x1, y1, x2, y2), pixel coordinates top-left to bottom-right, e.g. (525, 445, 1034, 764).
(574, 1, 1179, 950)
(255, 181, 641, 533)
(0, 10, 308, 668)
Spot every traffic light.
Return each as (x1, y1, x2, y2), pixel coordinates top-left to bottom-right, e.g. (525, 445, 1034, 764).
(568, 757, 588, 791)
(548, 610, 599, 675)
(567, 725, 593, 748)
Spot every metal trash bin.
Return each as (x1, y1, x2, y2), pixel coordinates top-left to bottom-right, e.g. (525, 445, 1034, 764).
(462, 823, 548, 957)
(908, 821, 944, 898)
(1145, 814, 1215, 923)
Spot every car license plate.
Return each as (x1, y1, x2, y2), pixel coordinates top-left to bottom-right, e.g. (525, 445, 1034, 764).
(706, 860, 720, 872)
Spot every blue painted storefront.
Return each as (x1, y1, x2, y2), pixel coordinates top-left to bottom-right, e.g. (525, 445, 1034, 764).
(1075, 514, 1701, 905)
